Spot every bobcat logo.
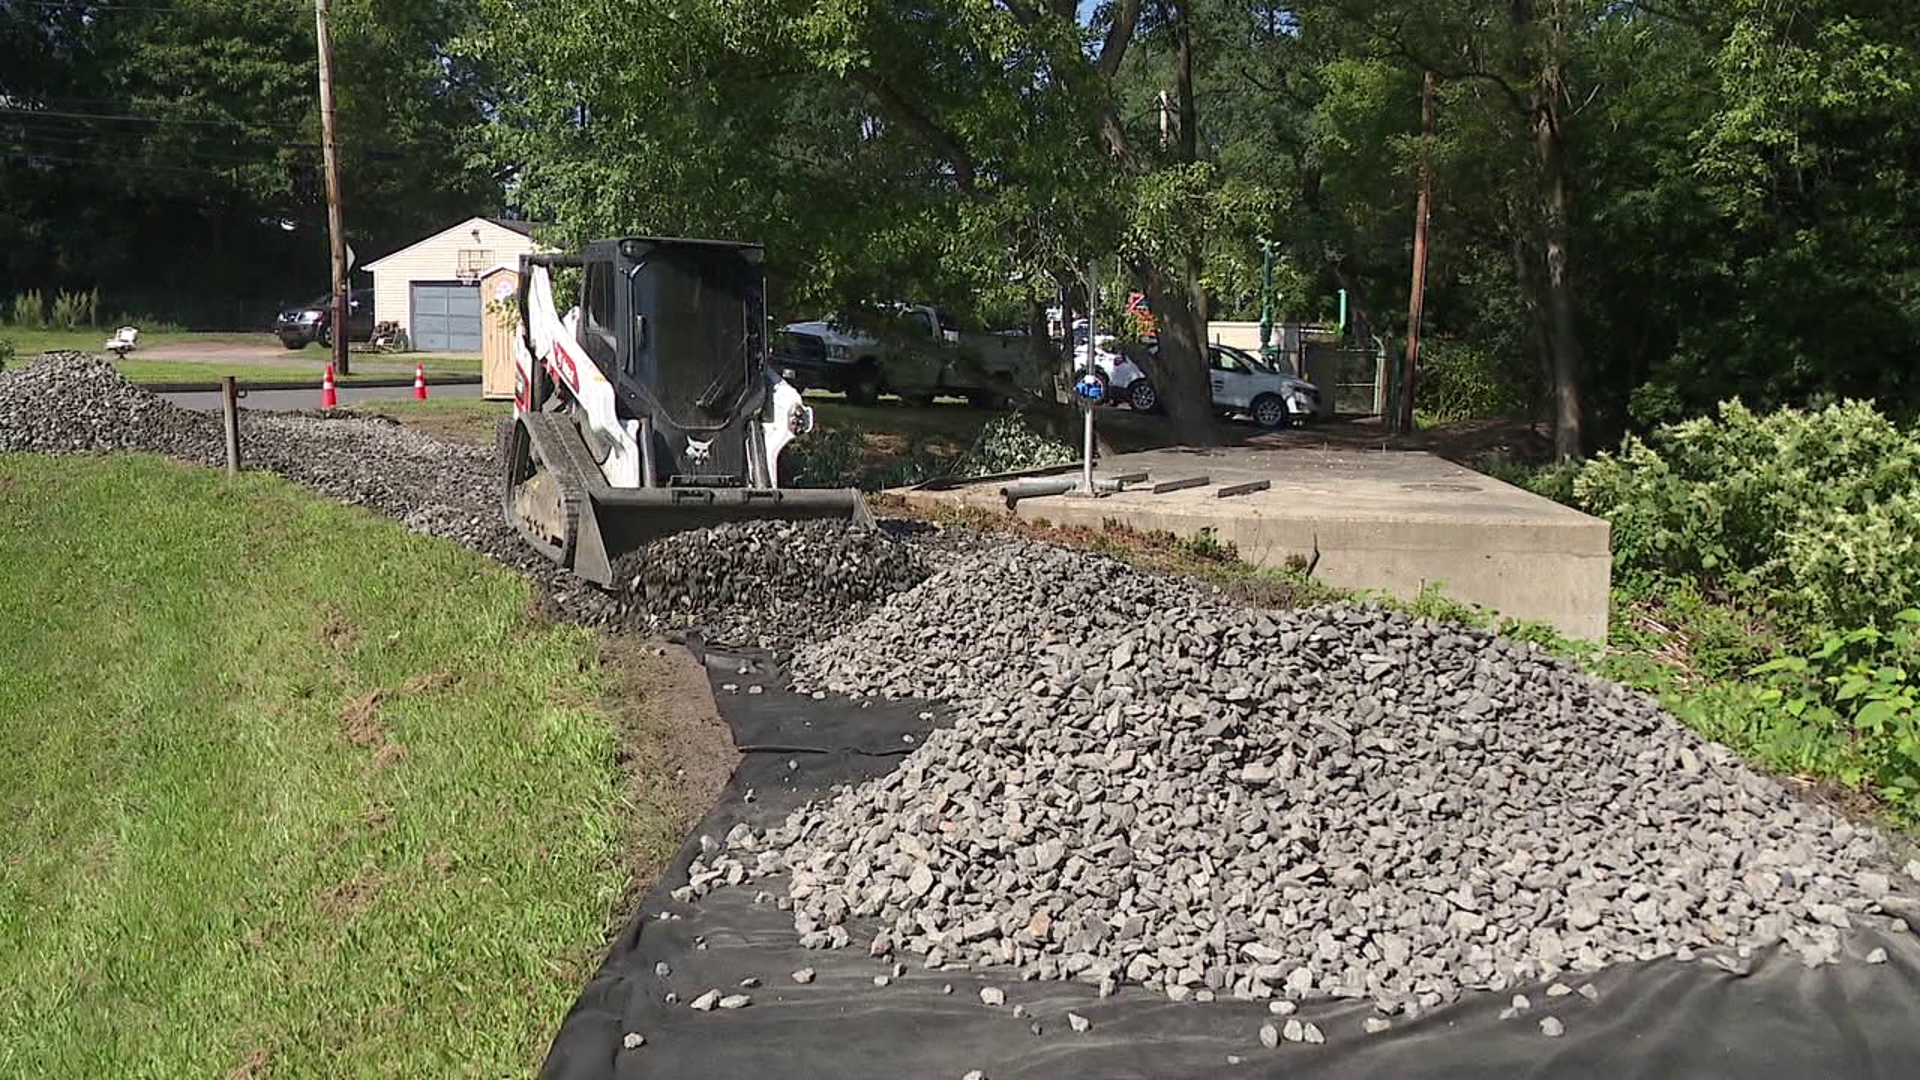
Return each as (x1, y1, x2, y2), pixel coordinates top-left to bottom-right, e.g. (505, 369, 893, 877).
(685, 437, 713, 466)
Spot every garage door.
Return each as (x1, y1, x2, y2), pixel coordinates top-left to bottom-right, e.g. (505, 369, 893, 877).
(410, 282, 482, 352)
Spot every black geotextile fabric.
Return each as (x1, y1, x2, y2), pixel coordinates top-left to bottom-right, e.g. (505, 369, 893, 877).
(540, 641, 1920, 1080)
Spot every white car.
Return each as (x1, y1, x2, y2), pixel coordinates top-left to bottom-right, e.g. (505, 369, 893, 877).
(1081, 339, 1320, 428)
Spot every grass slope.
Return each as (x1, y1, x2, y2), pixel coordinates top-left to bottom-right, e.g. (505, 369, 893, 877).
(0, 455, 629, 1078)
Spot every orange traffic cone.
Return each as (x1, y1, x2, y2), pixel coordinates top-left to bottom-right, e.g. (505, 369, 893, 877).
(413, 363, 428, 401)
(321, 364, 338, 409)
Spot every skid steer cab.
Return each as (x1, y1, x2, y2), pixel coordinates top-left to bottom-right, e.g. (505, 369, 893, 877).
(503, 236, 870, 586)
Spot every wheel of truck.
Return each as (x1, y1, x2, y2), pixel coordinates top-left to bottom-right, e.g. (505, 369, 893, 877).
(281, 337, 307, 350)
(1252, 393, 1291, 430)
(1127, 379, 1159, 414)
(845, 361, 883, 406)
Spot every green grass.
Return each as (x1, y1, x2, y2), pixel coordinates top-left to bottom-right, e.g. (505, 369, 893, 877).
(113, 356, 478, 386)
(352, 397, 511, 447)
(0, 327, 263, 353)
(0, 455, 636, 1078)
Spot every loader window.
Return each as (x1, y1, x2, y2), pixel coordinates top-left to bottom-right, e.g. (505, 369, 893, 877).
(581, 261, 618, 373)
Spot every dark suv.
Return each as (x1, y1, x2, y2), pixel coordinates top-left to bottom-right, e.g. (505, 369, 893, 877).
(275, 288, 373, 349)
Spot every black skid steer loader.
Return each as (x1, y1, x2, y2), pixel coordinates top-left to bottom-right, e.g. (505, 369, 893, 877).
(501, 237, 871, 586)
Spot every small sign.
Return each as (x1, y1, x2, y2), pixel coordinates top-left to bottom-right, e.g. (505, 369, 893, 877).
(1073, 373, 1105, 405)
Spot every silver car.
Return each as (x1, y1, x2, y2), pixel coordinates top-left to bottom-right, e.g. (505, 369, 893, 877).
(1089, 340, 1320, 428)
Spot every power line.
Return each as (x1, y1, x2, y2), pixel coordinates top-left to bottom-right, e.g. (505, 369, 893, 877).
(7, 129, 319, 166)
(5, 112, 337, 153)
(0, 147, 286, 176)
(0, 104, 314, 132)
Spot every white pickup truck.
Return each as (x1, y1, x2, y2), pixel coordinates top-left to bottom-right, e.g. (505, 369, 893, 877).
(776, 304, 1034, 407)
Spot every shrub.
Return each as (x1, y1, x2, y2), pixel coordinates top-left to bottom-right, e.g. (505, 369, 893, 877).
(11, 289, 45, 328)
(1574, 399, 1920, 633)
(1476, 454, 1579, 505)
(1751, 611, 1920, 814)
(47, 290, 92, 331)
(954, 413, 1078, 476)
(1414, 339, 1535, 423)
(782, 429, 866, 489)
(0, 336, 14, 371)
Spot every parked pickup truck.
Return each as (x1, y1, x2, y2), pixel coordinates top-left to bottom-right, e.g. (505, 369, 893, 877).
(776, 304, 1035, 408)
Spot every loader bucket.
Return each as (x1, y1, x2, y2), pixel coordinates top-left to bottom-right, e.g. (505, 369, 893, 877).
(504, 411, 874, 589)
(570, 484, 874, 588)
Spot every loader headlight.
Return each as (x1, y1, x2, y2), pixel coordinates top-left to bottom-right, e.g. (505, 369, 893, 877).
(789, 403, 815, 436)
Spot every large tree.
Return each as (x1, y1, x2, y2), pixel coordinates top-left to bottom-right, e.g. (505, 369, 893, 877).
(0, 0, 498, 327)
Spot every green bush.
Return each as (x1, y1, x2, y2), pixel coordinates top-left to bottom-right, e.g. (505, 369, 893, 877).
(1751, 611, 1920, 813)
(1414, 339, 1534, 423)
(1574, 399, 1920, 632)
(11, 289, 45, 328)
(1475, 454, 1579, 505)
(47, 290, 95, 331)
(782, 429, 867, 489)
(954, 413, 1078, 476)
(0, 336, 14, 371)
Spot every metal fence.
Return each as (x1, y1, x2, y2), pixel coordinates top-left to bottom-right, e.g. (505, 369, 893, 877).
(1301, 342, 1387, 418)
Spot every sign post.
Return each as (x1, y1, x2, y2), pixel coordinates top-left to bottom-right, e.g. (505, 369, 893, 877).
(1071, 259, 1103, 496)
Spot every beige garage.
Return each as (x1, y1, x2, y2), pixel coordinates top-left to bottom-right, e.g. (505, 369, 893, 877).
(364, 217, 544, 353)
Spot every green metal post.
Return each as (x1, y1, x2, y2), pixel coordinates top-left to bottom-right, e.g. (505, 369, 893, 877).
(1337, 288, 1349, 337)
(1258, 239, 1275, 366)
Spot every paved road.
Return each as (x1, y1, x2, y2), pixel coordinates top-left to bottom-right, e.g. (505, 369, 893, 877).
(161, 382, 483, 412)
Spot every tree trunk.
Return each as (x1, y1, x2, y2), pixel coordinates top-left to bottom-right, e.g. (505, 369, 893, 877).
(1135, 259, 1220, 446)
(1510, 226, 1555, 428)
(1533, 42, 1583, 459)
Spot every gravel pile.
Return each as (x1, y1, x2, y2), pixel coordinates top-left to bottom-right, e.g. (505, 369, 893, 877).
(0, 352, 219, 457)
(0, 351, 903, 634)
(694, 541, 1911, 1015)
(611, 519, 927, 647)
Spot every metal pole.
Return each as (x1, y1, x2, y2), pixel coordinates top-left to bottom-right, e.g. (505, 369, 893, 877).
(315, 0, 350, 377)
(220, 376, 241, 476)
(1400, 70, 1438, 435)
(1258, 239, 1274, 365)
(1083, 261, 1097, 494)
(639, 416, 657, 487)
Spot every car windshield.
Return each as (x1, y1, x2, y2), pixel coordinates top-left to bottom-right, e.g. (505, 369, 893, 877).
(1214, 344, 1274, 374)
(1225, 343, 1299, 377)
(304, 294, 331, 308)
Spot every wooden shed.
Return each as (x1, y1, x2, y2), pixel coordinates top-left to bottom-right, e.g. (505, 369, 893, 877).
(363, 217, 544, 354)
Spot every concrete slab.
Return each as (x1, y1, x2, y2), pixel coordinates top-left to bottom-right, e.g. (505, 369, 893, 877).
(901, 445, 1611, 641)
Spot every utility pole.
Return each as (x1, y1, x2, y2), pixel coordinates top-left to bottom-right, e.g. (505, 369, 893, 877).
(1398, 70, 1438, 434)
(314, 0, 349, 376)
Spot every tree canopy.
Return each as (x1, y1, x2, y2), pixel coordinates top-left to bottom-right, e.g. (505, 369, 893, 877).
(0, 0, 497, 326)
(4, 0, 1914, 450)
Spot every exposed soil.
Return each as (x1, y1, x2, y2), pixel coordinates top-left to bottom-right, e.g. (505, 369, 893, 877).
(138, 340, 292, 363)
(598, 636, 737, 896)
